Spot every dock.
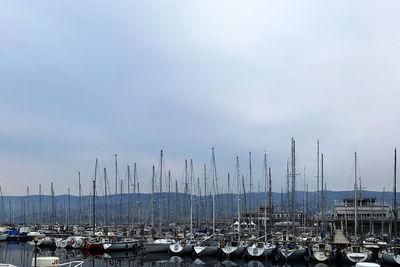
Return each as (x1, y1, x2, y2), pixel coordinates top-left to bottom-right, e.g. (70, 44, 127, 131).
(333, 229, 350, 245)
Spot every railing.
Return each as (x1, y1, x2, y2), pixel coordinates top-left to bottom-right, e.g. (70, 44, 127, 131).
(58, 261, 84, 267)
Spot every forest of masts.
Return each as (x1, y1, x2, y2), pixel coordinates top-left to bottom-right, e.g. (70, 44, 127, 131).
(0, 139, 329, 228)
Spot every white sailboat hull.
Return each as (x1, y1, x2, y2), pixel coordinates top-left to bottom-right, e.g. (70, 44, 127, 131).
(103, 240, 141, 251)
(194, 245, 219, 256)
(381, 251, 400, 265)
(247, 246, 265, 257)
(169, 243, 193, 254)
(278, 246, 306, 261)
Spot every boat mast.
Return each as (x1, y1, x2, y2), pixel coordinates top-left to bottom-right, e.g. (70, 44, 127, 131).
(128, 165, 131, 226)
(190, 159, 193, 235)
(78, 171, 82, 226)
(133, 163, 137, 226)
(114, 154, 118, 225)
(175, 179, 178, 224)
(151, 165, 155, 228)
(286, 160, 290, 212)
(168, 170, 171, 225)
(354, 152, 358, 239)
(137, 181, 141, 226)
(317, 140, 320, 220)
(92, 158, 98, 236)
(68, 188, 70, 229)
(39, 184, 42, 226)
(120, 179, 123, 225)
(104, 168, 108, 229)
(264, 152, 267, 243)
(249, 152, 253, 213)
(303, 167, 306, 230)
(321, 154, 324, 232)
(269, 167, 272, 230)
(291, 138, 296, 236)
(51, 182, 55, 228)
(159, 150, 163, 228)
(212, 148, 217, 237)
(382, 187, 385, 236)
(184, 160, 188, 225)
(236, 156, 241, 242)
(394, 148, 398, 237)
(204, 164, 207, 223)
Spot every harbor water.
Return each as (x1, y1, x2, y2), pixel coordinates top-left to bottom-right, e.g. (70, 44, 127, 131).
(0, 242, 394, 267)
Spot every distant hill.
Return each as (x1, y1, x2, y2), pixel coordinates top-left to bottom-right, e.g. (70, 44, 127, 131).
(0, 190, 393, 225)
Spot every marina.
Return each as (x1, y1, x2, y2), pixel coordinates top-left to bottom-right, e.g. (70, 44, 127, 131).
(0, 143, 399, 266)
(2, 0, 399, 266)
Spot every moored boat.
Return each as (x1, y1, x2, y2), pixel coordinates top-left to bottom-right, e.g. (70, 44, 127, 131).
(194, 240, 219, 256)
(380, 246, 400, 264)
(144, 238, 175, 253)
(341, 245, 372, 263)
(221, 241, 247, 257)
(169, 239, 193, 254)
(103, 238, 141, 251)
(309, 242, 336, 262)
(278, 243, 306, 261)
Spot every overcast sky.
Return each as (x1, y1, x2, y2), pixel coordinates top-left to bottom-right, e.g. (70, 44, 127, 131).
(1, 1, 400, 196)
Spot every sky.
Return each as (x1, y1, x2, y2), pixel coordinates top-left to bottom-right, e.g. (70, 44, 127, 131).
(1, 1, 400, 196)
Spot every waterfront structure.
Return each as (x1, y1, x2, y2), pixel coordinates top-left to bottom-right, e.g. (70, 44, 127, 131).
(333, 197, 393, 235)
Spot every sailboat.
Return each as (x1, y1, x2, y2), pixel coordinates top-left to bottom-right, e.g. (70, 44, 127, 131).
(380, 149, 400, 265)
(169, 239, 194, 254)
(341, 152, 372, 263)
(247, 154, 276, 258)
(222, 157, 248, 257)
(309, 151, 336, 262)
(194, 148, 220, 257)
(277, 139, 307, 261)
(170, 160, 195, 255)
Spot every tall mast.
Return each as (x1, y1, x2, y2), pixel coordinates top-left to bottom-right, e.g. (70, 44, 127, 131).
(68, 188, 70, 229)
(394, 148, 398, 237)
(204, 164, 207, 222)
(382, 187, 385, 236)
(184, 160, 188, 224)
(127, 165, 131, 226)
(317, 140, 320, 216)
(39, 184, 42, 225)
(93, 158, 98, 236)
(227, 173, 230, 221)
(159, 150, 163, 228)
(168, 170, 171, 225)
(236, 156, 241, 242)
(211, 149, 216, 237)
(212, 147, 219, 200)
(26, 187, 30, 225)
(286, 160, 290, 212)
(190, 159, 193, 235)
(151, 165, 155, 228)
(137, 181, 141, 226)
(104, 168, 108, 229)
(133, 163, 137, 226)
(264, 152, 267, 243)
(249, 152, 253, 212)
(78, 171, 82, 226)
(354, 152, 358, 239)
(114, 154, 118, 225)
(120, 179, 123, 225)
(269, 167, 272, 229)
(303, 168, 306, 229)
(175, 179, 178, 224)
(197, 176, 201, 226)
(321, 154, 324, 231)
(51, 182, 55, 228)
(291, 138, 296, 236)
